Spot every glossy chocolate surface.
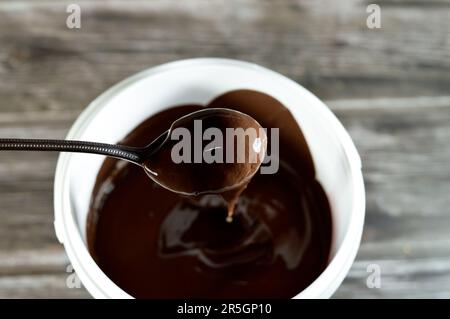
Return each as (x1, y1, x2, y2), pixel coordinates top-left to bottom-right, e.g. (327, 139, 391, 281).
(87, 90, 332, 298)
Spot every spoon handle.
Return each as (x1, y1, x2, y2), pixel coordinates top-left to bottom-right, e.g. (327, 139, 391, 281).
(0, 138, 144, 164)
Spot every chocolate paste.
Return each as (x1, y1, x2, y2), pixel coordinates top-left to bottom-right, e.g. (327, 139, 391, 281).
(142, 108, 267, 221)
(87, 90, 332, 298)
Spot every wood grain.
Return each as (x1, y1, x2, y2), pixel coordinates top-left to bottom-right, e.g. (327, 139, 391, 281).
(0, 0, 449, 298)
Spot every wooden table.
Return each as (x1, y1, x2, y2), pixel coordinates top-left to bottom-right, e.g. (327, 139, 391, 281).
(0, 0, 449, 298)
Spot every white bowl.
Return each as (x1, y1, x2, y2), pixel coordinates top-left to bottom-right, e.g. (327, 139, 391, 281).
(53, 58, 365, 299)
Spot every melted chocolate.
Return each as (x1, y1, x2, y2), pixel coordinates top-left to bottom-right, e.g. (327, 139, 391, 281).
(87, 90, 332, 299)
(142, 108, 267, 221)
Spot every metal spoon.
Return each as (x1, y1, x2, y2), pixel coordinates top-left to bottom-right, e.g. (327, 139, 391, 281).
(0, 108, 267, 197)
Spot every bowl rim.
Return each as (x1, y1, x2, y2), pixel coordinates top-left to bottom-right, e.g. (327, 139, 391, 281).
(54, 58, 365, 299)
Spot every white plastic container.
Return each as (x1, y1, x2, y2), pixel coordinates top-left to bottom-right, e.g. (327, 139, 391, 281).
(53, 58, 365, 299)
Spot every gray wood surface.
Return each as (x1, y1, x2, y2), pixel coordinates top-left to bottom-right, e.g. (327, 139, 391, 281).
(0, 0, 449, 298)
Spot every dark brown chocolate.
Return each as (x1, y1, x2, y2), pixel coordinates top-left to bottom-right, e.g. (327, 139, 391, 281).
(142, 108, 267, 221)
(87, 90, 332, 299)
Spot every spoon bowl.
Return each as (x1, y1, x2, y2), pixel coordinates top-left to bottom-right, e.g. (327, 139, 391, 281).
(142, 108, 267, 196)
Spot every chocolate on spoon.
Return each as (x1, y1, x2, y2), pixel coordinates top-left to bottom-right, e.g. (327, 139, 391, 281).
(0, 108, 267, 221)
(143, 108, 267, 222)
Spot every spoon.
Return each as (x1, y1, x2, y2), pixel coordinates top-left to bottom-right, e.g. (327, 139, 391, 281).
(0, 108, 267, 216)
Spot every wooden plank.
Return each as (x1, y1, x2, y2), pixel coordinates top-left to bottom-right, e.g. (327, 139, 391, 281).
(336, 258, 450, 299)
(0, 0, 449, 118)
(0, 249, 68, 275)
(0, 249, 90, 298)
(0, 274, 90, 299)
